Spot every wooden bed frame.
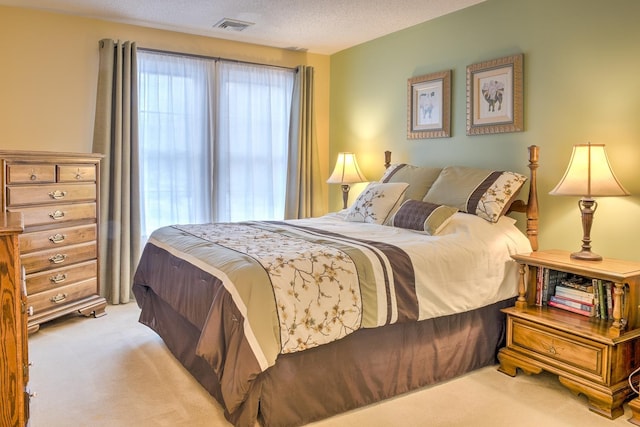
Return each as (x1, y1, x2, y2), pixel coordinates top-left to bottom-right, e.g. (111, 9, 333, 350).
(134, 145, 541, 427)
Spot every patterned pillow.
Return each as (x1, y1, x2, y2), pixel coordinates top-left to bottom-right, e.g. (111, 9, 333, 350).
(380, 163, 442, 201)
(390, 200, 458, 235)
(423, 166, 527, 223)
(345, 182, 409, 224)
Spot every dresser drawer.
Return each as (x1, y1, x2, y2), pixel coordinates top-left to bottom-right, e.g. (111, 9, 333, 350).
(27, 278, 97, 316)
(510, 317, 608, 383)
(26, 260, 97, 295)
(6, 164, 55, 184)
(6, 183, 96, 206)
(57, 165, 97, 182)
(9, 202, 96, 227)
(19, 224, 96, 253)
(21, 241, 97, 274)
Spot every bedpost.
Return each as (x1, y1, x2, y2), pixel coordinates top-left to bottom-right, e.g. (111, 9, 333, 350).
(384, 151, 391, 169)
(526, 145, 539, 251)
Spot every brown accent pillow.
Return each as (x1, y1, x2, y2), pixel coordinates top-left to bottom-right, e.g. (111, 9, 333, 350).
(390, 200, 458, 235)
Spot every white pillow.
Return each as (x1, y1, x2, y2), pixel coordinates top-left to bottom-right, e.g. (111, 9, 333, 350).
(345, 182, 409, 224)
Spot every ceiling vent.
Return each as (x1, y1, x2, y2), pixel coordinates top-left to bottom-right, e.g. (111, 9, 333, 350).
(213, 18, 254, 32)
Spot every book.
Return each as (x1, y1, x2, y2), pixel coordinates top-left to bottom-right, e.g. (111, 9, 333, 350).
(605, 281, 613, 319)
(541, 268, 550, 304)
(597, 279, 607, 319)
(541, 269, 565, 305)
(560, 277, 594, 293)
(535, 267, 544, 306)
(592, 278, 601, 318)
(554, 285, 594, 304)
(548, 300, 595, 317)
(550, 295, 595, 315)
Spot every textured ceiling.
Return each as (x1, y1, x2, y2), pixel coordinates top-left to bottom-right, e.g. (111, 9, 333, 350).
(0, 0, 485, 54)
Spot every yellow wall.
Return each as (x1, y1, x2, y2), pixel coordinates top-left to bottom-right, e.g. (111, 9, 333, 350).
(330, 0, 640, 261)
(0, 5, 330, 209)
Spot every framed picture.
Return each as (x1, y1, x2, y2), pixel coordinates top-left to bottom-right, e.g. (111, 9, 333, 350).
(466, 54, 523, 135)
(407, 70, 451, 139)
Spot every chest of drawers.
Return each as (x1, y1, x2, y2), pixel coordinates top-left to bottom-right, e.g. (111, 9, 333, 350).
(1, 151, 106, 333)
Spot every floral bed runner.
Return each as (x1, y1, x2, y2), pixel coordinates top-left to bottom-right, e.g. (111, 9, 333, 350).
(170, 221, 417, 361)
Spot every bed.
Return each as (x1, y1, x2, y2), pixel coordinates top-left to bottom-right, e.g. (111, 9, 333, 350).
(132, 146, 540, 427)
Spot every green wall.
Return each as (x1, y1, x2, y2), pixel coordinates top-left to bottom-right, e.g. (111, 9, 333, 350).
(330, 0, 640, 261)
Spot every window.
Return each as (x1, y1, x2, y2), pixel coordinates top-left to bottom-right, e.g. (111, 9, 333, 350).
(137, 51, 294, 242)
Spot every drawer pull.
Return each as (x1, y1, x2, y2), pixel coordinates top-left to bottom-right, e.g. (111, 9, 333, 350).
(27, 306, 34, 316)
(48, 233, 66, 244)
(49, 273, 67, 284)
(30, 172, 37, 181)
(48, 190, 67, 200)
(48, 254, 67, 264)
(543, 341, 563, 356)
(50, 293, 67, 304)
(75, 169, 83, 180)
(49, 210, 65, 220)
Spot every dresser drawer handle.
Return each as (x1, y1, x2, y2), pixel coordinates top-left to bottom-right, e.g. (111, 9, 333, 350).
(49, 273, 67, 284)
(48, 190, 67, 200)
(49, 210, 65, 220)
(30, 172, 37, 181)
(49, 254, 67, 264)
(48, 233, 66, 244)
(50, 293, 67, 304)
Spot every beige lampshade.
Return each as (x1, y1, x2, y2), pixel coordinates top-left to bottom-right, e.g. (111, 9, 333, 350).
(549, 143, 630, 197)
(327, 152, 368, 184)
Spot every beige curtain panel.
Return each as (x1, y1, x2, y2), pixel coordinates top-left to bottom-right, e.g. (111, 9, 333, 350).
(92, 39, 141, 304)
(285, 65, 324, 219)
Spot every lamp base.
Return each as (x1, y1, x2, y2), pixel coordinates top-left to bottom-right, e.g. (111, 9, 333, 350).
(570, 250, 602, 262)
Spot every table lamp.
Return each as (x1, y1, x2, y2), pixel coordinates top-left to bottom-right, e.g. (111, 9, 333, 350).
(549, 142, 630, 261)
(327, 152, 368, 209)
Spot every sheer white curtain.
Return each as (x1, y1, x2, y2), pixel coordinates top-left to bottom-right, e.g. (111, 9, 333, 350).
(215, 62, 294, 222)
(138, 52, 215, 241)
(137, 52, 295, 241)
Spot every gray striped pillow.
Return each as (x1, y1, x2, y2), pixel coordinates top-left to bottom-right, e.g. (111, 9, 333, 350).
(423, 166, 526, 223)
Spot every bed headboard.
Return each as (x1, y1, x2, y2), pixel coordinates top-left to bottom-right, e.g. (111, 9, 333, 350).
(383, 145, 539, 251)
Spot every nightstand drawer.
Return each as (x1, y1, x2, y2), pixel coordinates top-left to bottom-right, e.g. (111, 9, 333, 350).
(509, 317, 608, 382)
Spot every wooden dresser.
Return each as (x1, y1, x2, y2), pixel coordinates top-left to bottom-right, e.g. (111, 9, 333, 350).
(0, 212, 29, 426)
(0, 151, 106, 333)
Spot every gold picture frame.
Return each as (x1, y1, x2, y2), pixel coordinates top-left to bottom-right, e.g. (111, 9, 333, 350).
(466, 54, 523, 135)
(407, 70, 451, 139)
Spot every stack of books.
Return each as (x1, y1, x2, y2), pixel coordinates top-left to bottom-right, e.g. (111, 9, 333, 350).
(535, 268, 625, 320)
(548, 277, 595, 317)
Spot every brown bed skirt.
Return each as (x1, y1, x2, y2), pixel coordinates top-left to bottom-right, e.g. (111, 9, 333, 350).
(136, 284, 514, 427)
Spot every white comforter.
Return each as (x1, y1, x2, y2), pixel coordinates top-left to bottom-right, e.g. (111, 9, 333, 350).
(291, 210, 532, 320)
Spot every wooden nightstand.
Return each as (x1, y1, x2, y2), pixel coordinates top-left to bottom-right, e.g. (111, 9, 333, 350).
(498, 249, 640, 419)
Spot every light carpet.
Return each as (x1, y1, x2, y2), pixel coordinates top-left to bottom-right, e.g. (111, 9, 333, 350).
(28, 303, 636, 426)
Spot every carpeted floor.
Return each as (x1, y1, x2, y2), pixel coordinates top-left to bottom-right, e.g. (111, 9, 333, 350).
(28, 303, 636, 426)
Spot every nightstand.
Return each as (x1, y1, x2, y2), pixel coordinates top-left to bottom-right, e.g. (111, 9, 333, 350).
(498, 249, 640, 419)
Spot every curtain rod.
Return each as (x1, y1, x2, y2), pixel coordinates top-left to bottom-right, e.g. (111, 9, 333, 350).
(138, 47, 297, 72)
